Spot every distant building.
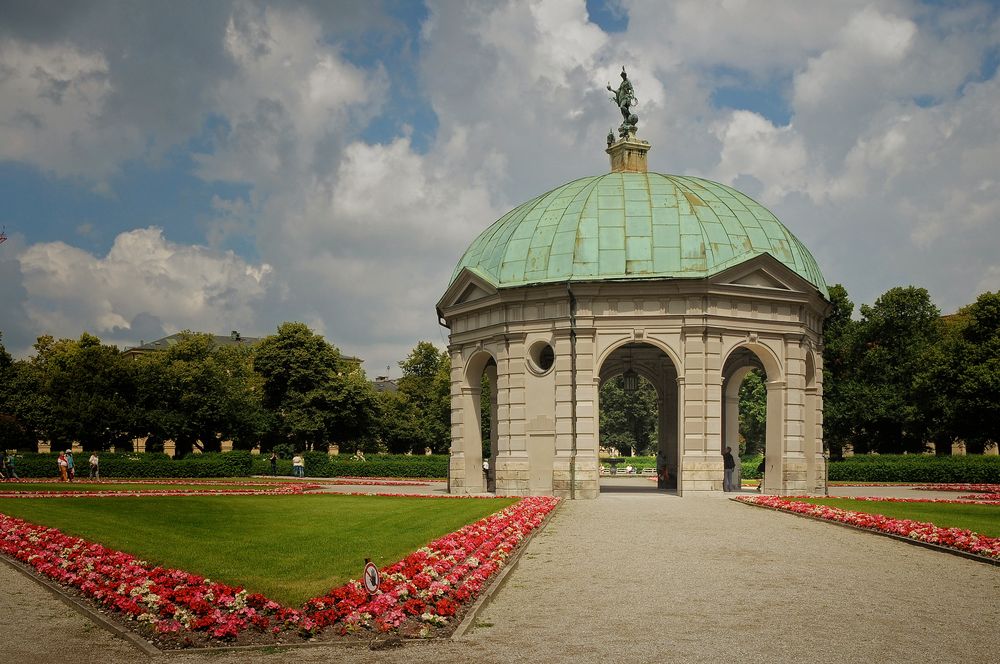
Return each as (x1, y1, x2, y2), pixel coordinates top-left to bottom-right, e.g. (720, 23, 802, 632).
(122, 330, 259, 359)
(371, 376, 398, 393)
(122, 331, 363, 368)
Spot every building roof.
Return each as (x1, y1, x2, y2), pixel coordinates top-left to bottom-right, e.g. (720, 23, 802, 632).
(124, 332, 260, 355)
(371, 377, 398, 393)
(450, 172, 828, 299)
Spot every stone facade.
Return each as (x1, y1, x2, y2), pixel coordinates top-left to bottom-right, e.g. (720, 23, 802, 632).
(438, 255, 830, 498)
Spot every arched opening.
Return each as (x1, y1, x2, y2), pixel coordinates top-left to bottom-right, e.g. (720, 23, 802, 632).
(722, 344, 784, 494)
(459, 350, 498, 494)
(804, 351, 821, 492)
(597, 342, 679, 494)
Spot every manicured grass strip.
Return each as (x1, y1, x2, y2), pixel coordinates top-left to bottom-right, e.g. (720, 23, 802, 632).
(0, 494, 517, 606)
(794, 498, 1000, 538)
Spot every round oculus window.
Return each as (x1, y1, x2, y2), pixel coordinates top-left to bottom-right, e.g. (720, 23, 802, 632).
(527, 341, 555, 374)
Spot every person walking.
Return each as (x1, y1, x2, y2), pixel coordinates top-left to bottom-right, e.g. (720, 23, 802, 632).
(65, 450, 75, 481)
(57, 452, 68, 482)
(723, 446, 737, 492)
(269, 451, 278, 476)
(292, 454, 304, 478)
(0, 452, 8, 481)
(89, 452, 100, 481)
(656, 449, 667, 489)
(5, 452, 16, 480)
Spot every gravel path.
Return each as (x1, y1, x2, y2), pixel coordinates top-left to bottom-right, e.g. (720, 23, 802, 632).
(2, 488, 998, 663)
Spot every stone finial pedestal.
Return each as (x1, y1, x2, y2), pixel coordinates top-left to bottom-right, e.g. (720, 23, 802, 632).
(606, 135, 651, 173)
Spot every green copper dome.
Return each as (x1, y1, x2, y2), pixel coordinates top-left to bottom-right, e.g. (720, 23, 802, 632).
(451, 172, 828, 298)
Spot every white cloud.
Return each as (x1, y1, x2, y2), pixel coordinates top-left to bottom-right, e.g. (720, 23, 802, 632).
(194, 5, 387, 188)
(711, 110, 809, 203)
(16, 228, 271, 348)
(2, 0, 1000, 370)
(0, 39, 128, 182)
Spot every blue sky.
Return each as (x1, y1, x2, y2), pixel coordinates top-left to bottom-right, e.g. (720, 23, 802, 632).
(1, 0, 999, 374)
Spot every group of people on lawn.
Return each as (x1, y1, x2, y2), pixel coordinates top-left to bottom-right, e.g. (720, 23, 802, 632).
(56, 450, 100, 481)
(269, 451, 306, 477)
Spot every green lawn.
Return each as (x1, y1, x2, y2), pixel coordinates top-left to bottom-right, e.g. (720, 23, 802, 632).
(0, 482, 273, 492)
(795, 498, 1000, 538)
(0, 494, 516, 605)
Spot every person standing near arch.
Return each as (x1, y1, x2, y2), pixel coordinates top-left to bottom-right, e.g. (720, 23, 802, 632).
(723, 446, 737, 492)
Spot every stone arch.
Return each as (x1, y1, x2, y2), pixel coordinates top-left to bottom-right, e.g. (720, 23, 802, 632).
(596, 340, 680, 489)
(721, 342, 786, 494)
(721, 340, 783, 383)
(596, 336, 683, 379)
(455, 348, 498, 494)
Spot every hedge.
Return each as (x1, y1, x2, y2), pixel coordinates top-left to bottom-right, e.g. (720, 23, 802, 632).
(254, 453, 449, 479)
(6, 451, 254, 479)
(599, 456, 655, 470)
(828, 454, 1000, 483)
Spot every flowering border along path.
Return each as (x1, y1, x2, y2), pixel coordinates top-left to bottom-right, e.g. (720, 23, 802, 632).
(826, 494, 1000, 506)
(735, 495, 1000, 562)
(913, 483, 1000, 493)
(0, 481, 323, 499)
(0, 495, 559, 648)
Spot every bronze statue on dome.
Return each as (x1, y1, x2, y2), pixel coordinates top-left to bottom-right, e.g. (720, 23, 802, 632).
(607, 66, 638, 139)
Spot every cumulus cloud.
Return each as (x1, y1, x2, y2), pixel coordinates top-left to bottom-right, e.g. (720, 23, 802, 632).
(0, 39, 123, 181)
(12, 228, 271, 351)
(2, 0, 999, 373)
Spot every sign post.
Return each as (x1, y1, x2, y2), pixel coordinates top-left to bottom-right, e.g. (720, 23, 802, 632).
(363, 558, 380, 595)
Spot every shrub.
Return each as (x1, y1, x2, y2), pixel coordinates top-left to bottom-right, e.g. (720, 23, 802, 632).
(829, 454, 1000, 483)
(9, 451, 254, 479)
(250, 453, 449, 478)
(598, 456, 655, 470)
(742, 454, 763, 479)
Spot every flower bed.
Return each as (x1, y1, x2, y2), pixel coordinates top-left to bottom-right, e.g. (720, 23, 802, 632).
(735, 495, 1000, 560)
(0, 495, 558, 647)
(333, 478, 433, 487)
(959, 493, 1000, 502)
(827, 494, 1000, 506)
(0, 482, 322, 499)
(914, 484, 1000, 493)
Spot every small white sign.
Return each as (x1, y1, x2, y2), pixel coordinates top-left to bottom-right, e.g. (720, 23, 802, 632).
(363, 561, 380, 594)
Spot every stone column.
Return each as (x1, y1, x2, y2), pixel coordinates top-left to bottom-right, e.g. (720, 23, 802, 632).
(781, 340, 808, 493)
(572, 331, 599, 498)
(497, 340, 530, 495)
(723, 376, 742, 490)
(679, 328, 724, 492)
(762, 379, 786, 494)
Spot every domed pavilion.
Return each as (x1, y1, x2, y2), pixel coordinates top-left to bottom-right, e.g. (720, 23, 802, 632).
(437, 80, 830, 498)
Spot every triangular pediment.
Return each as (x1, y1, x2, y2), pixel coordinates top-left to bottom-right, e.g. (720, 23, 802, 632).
(711, 253, 815, 294)
(436, 267, 499, 317)
(456, 283, 492, 304)
(729, 268, 790, 290)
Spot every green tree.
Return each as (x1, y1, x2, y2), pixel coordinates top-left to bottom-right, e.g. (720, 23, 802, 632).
(822, 284, 860, 457)
(599, 374, 658, 455)
(29, 333, 135, 451)
(738, 369, 766, 456)
(135, 333, 267, 456)
(852, 287, 941, 453)
(383, 342, 451, 454)
(0, 334, 36, 449)
(254, 322, 377, 452)
(946, 291, 1000, 453)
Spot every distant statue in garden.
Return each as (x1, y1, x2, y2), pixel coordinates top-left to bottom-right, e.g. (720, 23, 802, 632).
(608, 66, 638, 138)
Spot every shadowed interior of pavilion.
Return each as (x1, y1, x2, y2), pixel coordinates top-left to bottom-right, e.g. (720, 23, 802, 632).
(598, 342, 677, 494)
